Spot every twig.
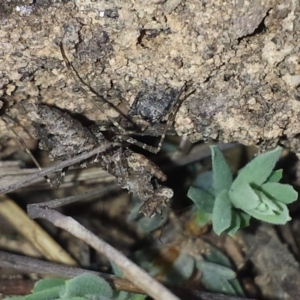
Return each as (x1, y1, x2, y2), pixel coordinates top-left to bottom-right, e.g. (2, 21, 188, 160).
(0, 279, 35, 296)
(27, 205, 180, 300)
(0, 250, 142, 294)
(160, 142, 238, 170)
(0, 195, 76, 265)
(0, 145, 108, 194)
(0, 251, 257, 300)
(31, 183, 119, 209)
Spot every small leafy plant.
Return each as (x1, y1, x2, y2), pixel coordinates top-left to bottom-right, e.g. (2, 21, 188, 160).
(188, 146, 298, 235)
(5, 273, 114, 300)
(134, 242, 244, 297)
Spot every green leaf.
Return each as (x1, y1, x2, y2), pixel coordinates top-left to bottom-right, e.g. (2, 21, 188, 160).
(113, 290, 146, 300)
(267, 169, 283, 182)
(245, 201, 291, 224)
(226, 211, 241, 236)
(111, 262, 123, 277)
(239, 211, 251, 228)
(225, 211, 251, 236)
(20, 287, 62, 300)
(164, 253, 195, 285)
(187, 186, 215, 213)
(33, 278, 65, 292)
(200, 270, 236, 295)
(258, 191, 281, 212)
(60, 273, 113, 299)
(261, 182, 298, 204)
(210, 146, 233, 194)
(113, 290, 131, 300)
(195, 209, 211, 226)
(20, 278, 65, 300)
(212, 190, 232, 235)
(114, 292, 146, 300)
(202, 244, 232, 268)
(195, 260, 237, 295)
(196, 260, 236, 280)
(229, 182, 260, 210)
(130, 295, 147, 300)
(229, 278, 245, 298)
(226, 211, 250, 236)
(255, 202, 271, 214)
(232, 147, 282, 189)
(86, 296, 111, 300)
(200, 244, 244, 296)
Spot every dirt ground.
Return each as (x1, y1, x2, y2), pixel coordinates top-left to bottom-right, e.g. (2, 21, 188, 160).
(0, 0, 300, 156)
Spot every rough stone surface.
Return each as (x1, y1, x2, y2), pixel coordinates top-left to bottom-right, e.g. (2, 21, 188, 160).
(1, 0, 300, 156)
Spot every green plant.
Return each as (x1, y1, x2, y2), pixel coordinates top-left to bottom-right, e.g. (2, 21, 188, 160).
(134, 242, 244, 297)
(188, 146, 298, 235)
(5, 273, 113, 300)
